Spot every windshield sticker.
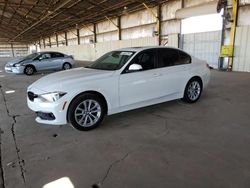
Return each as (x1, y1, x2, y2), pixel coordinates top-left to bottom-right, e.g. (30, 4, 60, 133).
(120, 52, 133, 56)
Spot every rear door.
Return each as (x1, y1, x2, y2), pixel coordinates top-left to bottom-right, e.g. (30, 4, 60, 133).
(156, 48, 192, 97)
(50, 52, 65, 69)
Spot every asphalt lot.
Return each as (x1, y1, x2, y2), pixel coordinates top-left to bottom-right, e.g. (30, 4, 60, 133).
(0, 58, 250, 188)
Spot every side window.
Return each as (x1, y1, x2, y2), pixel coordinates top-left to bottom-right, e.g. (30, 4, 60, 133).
(158, 49, 179, 68)
(129, 49, 156, 71)
(158, 49, 191, 68)
(179, 51, 191, 65)
(51, 53, 64, 58)
(39, 53, 51, 60)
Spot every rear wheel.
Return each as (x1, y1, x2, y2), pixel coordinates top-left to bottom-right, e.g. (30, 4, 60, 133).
(68, 93, 105, 131)
(24, 65, 35, 75)
(183, 78, 202, 103)
(62, 63, 72, 70)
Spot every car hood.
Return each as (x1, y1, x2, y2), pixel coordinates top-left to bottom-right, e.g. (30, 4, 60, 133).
(28, 67, 115, 93)
(5, 57, 32, 66)
(5, 58, 24, 66)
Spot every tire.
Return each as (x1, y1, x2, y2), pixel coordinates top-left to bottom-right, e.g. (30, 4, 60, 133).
(183, 78, 203, 103)
(68, 93, 105, 131)
(62, 63, 72, 70)
(24, 65, 35, 76)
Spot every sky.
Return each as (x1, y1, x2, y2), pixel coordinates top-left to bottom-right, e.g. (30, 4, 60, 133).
(181, 13, 223, 34)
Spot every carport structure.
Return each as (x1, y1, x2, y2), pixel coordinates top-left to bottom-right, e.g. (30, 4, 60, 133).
(0, 0, 250, 188)
(1, 0, 249, 72)
(0, 0, 165, 43)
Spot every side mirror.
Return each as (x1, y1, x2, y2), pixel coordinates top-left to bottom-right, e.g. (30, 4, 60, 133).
(128, 64, 143, 72)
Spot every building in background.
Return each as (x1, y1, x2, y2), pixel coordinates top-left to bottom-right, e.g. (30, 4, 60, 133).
(1, 0, 250, 72)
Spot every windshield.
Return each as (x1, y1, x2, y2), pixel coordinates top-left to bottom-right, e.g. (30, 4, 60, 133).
(23, 53, 39, 60)
(86, 51, 135, 70)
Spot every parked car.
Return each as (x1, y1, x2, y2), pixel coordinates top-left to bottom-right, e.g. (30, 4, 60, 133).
(27, 47, 210, 131)
(5, 51, 75, 75)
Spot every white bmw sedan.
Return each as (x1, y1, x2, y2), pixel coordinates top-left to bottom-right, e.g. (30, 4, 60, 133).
(27, 47, 210, 131)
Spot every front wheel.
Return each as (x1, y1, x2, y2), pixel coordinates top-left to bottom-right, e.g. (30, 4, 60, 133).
(68, 93, 105, 131)
(183, 78, 202, 103)
(62, 63, 72, 70)
(24, 65, 35, 75)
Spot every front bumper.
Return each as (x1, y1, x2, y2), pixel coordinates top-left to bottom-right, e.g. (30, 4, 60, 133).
(5, 66, 25, 74)
(27, 96, 68, 125)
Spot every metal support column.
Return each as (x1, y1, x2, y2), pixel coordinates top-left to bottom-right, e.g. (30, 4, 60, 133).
(228, 0, 239, 71)
(11, 44, 14, 57)
(93, 23, 97, 43)
(105, 16, 120, 40)
(118, 16, 122, 40)
(157, 4, 162, 45)
(38, 40, 41, 49)
(56, 33, 59, 47)
(43, 38, 46, 48)
(181, 0, 185, 8)
(65, 32, 68, 46)
(49, 36, 51, 48)
(77, 28, 80, 45)
(143, 3, 161, 45)
(179, 0, 185, 48)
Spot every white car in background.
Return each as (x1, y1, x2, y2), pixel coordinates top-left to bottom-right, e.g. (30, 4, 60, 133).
(27, 47, 210, 131)
(5, 51, 75, 75)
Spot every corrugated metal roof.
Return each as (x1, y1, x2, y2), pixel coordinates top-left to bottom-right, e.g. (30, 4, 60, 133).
(0, 0, 168, 43)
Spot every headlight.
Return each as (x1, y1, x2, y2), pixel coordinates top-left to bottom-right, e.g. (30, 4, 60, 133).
(14, 63, 22, 67)
(39, 92, 67, 102)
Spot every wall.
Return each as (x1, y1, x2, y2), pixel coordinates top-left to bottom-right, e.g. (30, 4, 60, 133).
(233, 26, 250, 72)
(182, 31, 222, 68)
(31, 0, 250, 72)
(184, 0, 215, 8)
(0, 44, 28, 57)
(39, 0, 181, 61)
(232, 3, 250, 72)
(42, 37, 158, 61)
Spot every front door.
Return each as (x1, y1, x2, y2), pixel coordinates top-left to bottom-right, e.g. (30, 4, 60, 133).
(34, 53, 52, 71)
(119, 49, 161, 107)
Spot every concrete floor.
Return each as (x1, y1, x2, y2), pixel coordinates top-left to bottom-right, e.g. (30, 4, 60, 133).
(0, 58, 250, 188)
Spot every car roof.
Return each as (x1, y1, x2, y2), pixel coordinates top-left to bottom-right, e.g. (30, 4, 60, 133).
(118, 46, 185, 53)
(38, 51, 64, 54)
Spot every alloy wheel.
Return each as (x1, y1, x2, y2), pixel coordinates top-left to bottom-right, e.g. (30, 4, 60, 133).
(187, 81, 201, 101)
(25, 67, 34, 75)
(63, 63, 71, 70)
(74, 99, 102, 127)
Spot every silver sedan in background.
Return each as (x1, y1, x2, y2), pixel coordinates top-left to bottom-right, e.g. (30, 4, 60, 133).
(5, 51, 75, 75)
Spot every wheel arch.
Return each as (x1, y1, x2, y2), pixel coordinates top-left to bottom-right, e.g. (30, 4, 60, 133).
(66, 90, 108, 122)
(182, 76, 204, 102)
(188, 76, 203, 90)
(62, 62, 72, 68)
(24, 64, 37, 72)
